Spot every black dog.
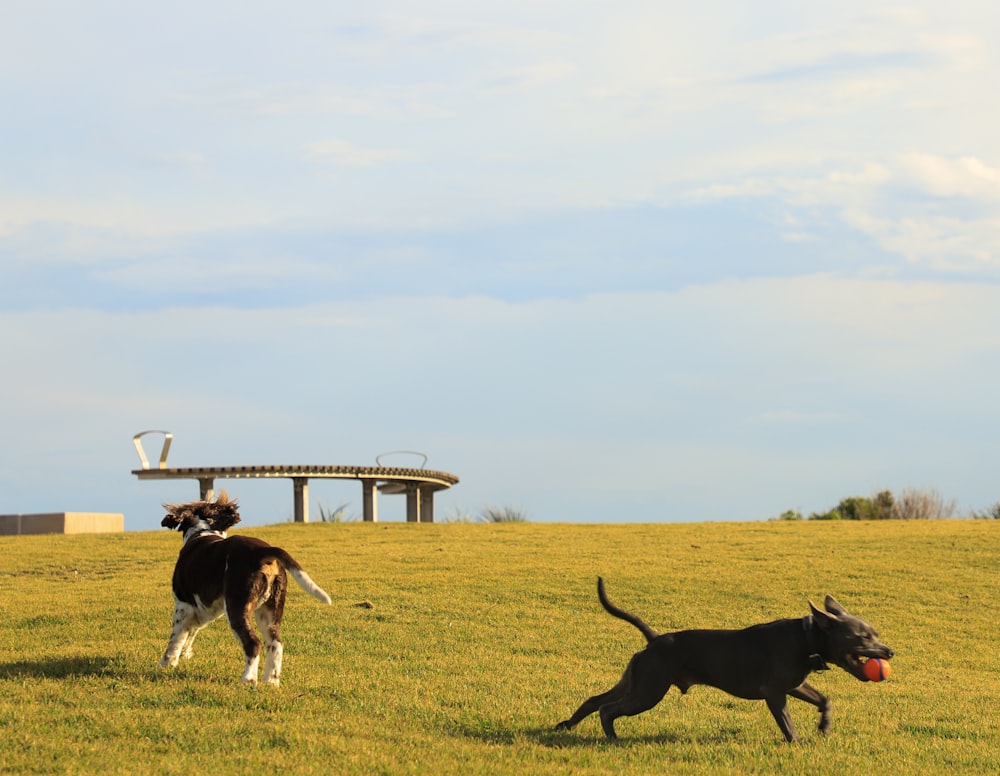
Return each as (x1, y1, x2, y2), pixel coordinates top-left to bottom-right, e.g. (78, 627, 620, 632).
(160, 492, 332, 685)
(556, 578, 893, 742)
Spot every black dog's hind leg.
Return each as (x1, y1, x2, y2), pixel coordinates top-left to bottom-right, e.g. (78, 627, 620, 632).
(557, 649, 671, 739)
(555, 686, 622, 732)
(788, 683, 832, 735)
(596, 650, 672, 738)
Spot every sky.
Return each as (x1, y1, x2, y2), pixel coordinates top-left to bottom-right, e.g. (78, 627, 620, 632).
(2, 2, 999, 530)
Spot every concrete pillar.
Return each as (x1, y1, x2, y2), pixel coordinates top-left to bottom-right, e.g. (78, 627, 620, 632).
(361, 479, 379, 522)
(406, 484, 420, 522)
(404, 486, 435, 523)
(198, 478, 215, 501)
(293, 477, 310, 523)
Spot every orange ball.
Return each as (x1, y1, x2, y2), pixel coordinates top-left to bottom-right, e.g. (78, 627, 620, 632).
(864, 657, 891, 682)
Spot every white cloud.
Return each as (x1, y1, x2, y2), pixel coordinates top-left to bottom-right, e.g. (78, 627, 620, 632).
(0, 196, 288, 244)
(303, 138, 414, 167)
(679, 153, 1000, 275)
(898, 154, 1000, 199)
(98, 256, 341, 292)
(861, 214, 1000, 272)
(826, 162, 892, 187)
(183, 83, 415, 121)
(483, 58, 576, 90)
(827, 155, 1000, 272)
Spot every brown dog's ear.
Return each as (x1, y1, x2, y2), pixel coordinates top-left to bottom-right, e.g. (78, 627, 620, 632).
(203, 491, 241, 531)
(161, 504, 192, 531)
(160, 504, 194, 531)
(210, 505, 241, 532)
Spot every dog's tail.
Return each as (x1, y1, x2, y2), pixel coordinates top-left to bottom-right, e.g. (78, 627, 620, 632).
(597, 577, 658, 643)
(270, 549, 333, 605)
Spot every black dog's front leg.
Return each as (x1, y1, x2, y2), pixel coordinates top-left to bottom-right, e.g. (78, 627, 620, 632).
(767, 683, 833, 742)
(765, 695, 799, 743)
(788, 683, 832, 735)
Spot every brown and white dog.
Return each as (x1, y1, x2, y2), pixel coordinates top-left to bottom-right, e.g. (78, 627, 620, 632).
(160, 492, 331, 685)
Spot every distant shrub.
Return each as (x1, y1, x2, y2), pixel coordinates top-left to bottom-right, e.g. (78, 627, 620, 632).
(891, 488, 956, 520)
(478, 506, 528, 523)
(807, 493, 886, 521)
(775, 509, 804, 521)
(808, 488, 957, 520)
(849, 490, 895, 520)
(809, 509, 842, 521)
(442, 506, 474, 523)
(316, 502, 356, 522)
(971, 502, 1000, 520)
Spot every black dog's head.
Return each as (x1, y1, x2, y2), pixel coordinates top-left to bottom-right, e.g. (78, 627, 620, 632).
(810, 595, 894, 681)
(162, 491, 241, 535)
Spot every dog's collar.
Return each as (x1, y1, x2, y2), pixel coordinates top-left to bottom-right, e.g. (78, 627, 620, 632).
(802, 615, 829, 671)
(182, 521, 227, 545)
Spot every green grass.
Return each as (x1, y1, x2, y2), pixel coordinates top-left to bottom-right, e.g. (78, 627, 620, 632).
(1, 520, 997, 774)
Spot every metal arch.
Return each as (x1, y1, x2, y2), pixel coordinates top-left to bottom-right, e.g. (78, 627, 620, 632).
(375, 450, 429, 469)
(133, 430, 173, 470)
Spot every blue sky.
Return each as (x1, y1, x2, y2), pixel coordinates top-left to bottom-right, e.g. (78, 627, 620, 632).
(2, 2, 999, 529)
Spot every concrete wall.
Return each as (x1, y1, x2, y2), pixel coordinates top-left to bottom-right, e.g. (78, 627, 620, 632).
(0, 512, 125, 536)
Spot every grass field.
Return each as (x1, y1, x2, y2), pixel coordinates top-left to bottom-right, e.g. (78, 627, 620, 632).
(1, 519, 997, 774)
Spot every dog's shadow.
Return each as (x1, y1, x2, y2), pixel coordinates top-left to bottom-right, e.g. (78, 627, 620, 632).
(0, 656, 230, 686)
(0, 655, 128, 680)
(460, 722, 701, 748)
(461, 721, 748, 749)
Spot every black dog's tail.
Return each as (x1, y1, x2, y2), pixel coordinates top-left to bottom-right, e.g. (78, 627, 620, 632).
(597, 577, 659, 643)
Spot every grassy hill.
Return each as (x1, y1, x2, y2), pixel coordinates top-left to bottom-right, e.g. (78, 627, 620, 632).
(1, 519, 997, 774)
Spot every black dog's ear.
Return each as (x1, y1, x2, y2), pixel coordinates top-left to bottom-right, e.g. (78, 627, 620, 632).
(823, 595, 849, 617)
(809, 600, 841, 628)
